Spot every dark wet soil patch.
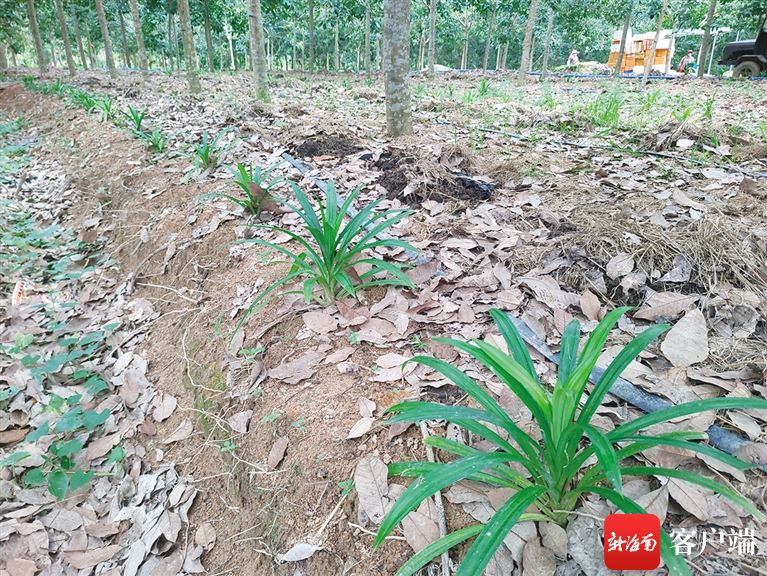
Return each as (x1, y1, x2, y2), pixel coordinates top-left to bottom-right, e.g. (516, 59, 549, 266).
(294, 135, 362, 158)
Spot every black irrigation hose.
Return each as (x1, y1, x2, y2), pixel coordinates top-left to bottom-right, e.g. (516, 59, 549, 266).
(509, 315, 767, 474)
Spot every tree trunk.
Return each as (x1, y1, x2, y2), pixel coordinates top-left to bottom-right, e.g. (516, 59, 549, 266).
(502, 42, 508, 69)
(118, 9, 132, 68)
(528, 37, 535, 71)
(613, 6, 631, 79)
(308, 0, 315, 73)
(49, 31, 57, 67)
(226, 22, 235, 69)
(202, 0, 214, 72)
(383, 0, 412, 136)
(70, 0, 88, 69)
(247, 0, 269, 100)
(128, 0, 148, 78)
(482, 7, 495, 73)
(95, 0, 117, 77)
(496, 43, 501, 69)
(461, 24, 469, 69)
(54, 0, 77, 75)
(26, 0, 48, 73)
(292, 16, 297, 69)
(427, 0, 436, 75)
(697, 0, 716, 78)
(84, 18, 97, 68)
(11, 49, 18, 67)
(0, 43, 7, 69)
(334, 19, 340, 69)
(517, 0, 538, 86)
(665, 29, 674, 74)
(540, 6, 553, 79)
(177, 0, 201, 92)
(301, 31, 305, 70)
(642, 0, 668, 83)
(167, 13, 174, 70)
(171, 14, 180, 71)
(365, 0, 371, 78)
(417, 28, 424, 70)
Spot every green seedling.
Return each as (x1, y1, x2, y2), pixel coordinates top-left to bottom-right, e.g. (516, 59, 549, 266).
(375, 307, 767, 576)
(121, 105, 147, 132)
(94, 96, 115, 122)
(198, 161, 286, 217)
(136, 129, 171, 153)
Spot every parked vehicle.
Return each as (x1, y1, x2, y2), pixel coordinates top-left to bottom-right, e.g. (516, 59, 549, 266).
(719, 17, 767, 78)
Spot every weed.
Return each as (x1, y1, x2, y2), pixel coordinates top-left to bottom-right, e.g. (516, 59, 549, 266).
(51, 79, 66, 97)
(461, 89, 476, 104)
(413, 82, 426, 98)
(291, 417, 306, 432)
(410, 333, 427, 351)
(374, 308, 767, 575)
(234, 180, 417, 331)
(477, 79, 490, 98)
(120, 105, 147, 132)
(672, 106, 694, 124)
(702, 97, 715, 121)
(238, 346, 265, 364)
(338, 478, 355, 496)
(584, 90, 623, 128)
(262, 410, 280, 423)
(70, 89, 97, 114)
(220, 439, 235, 453)
(198, 161, 285, 217)
(349, 330, 361, 345)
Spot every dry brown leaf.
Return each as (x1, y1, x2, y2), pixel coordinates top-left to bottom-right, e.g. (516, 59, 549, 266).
(359, 397, 376, 418)
(195, 522, 216, 551)
(539, 522, 568, 559)
(86, 432, 122, 461)
(668, 478, 711, 521)
(346, 417, 375, 439)
(631, 485, 668, 524)
(733, 443, 767, 466)
(580, 290, 601, 321)
(727, 411, 761, 440)
(522, 537, 556, 576)
(325, 347, 354, 364)
(672, 189, 706, 210)
(405, 260, 438, 285)
(606, 252, 634, 280)
(354, 456, 389, 524)
(401, 500, 440, 553)
(267, 435, 289, 470)
(302, 311, 338, 334)
(633, 293, 699, 321)
(277, 542, 322, 563)
(153, 393, 177, 422)
(63, 545, 122, 569)
(162, 420, 194, 445)
(6, 558, 36, 576)
(661, 309, 708, 367)
(268, 350, 325, 385)
(227, 410, 253, 434)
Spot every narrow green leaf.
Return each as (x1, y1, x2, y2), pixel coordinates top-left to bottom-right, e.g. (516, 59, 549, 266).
(488, 308, 539, 382)
(0, 451, 31, 467)
(557, 319, 581, 386)
(583, 425, 622, 494)
(394, 525, 485, 576)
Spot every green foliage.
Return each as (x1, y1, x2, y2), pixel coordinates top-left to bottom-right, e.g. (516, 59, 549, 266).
(94, 96, 116, 122)
(198, 161, 285, 217)
(235, 180, 417, 329)
(51, 79, 66, 97)
(120, 105, 147, 132)
(375, 307, 767, 576)
(702, 97, 715, 121)
(188, 128, 234, 172)
(69, 89, 98, 114)
(338, 478, 355, 496)
(584, 90, 623, 128)
(135, 129, 171, 153)
(477, 79, 490, 98)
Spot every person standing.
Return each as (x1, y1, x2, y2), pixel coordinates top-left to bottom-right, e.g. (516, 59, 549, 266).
(566, 49, 580, 72)
(677, 49, 696, 73)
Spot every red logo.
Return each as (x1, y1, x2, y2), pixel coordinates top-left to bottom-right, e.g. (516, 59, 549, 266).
(604, 514, 660, 570)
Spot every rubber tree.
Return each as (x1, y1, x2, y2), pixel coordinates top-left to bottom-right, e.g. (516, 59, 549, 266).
(246, 0, 269, 100)
(202, 0, 214, 71)
(308, 0, 314, 72)
(54, 0, 77, 75)
(641, 0, 668, 83)
(26, 0, 48, 73)
(69, 0, 88, 68)
(540, 4, 554, 79)
(697, 0, 716, 78)
(117, 3, 132, 67)
(177, 0, 200, 91)
(613, 1, 632, 80)
(382, 0, 412, 136)
(365, 0, 371, 77)
(128, 0, 148, 78)
(482, 1, 497, 73)
(517, 0, 539, 85)
(94, 0, 118, 77)
(427, 0, 436, 74)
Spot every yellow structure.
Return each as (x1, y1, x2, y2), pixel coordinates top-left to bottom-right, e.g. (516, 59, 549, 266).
(608, 29, 675, 74)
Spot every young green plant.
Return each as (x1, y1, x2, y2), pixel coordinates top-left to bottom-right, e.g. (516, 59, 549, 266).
(198, 161, 286, 216)
(375, 307, 767, 576)
(136, 129, 171, 153)
(235, 180, 417, 333)
(189, 128, 234, 172)
(120, 105, 147, 132)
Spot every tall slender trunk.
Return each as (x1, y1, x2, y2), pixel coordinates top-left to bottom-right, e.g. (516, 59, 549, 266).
(334, 19, 340, 69)
(461, 23, 469, 69)
(502, 42, 508, 69)
(11, 49, 18, 67)
(202, 0, 214, 72)
(308, 0, 315, 73)
(225, 22, 235, 69)
(118, 9, 132, 68)
(418, 28, 425, 70)
(495, 43, 501, 69)
(247, 0, 269, 100)
(167, 13, 174, 71)
(54, 0, 77, 74)
(376, 36, 381, 70)
(49, 31, 57, 66)
(540, 7, 553, 79)
(665, 30, 675, 74)
(383, 0, 412, 136)
(613, 6, 631, 79)
(0, 43, 7, 69)
(642, 0, 668, 83)
(301, 31, 305, 70)
(172, 14, 180, 72)
(697, 0, 716, 78)
(84, 18, 97, 68)
(70, 0, 88, 69)
(427, 0, 436, 75)
(528, 37, 535, 71)
(128, 0, 148, 78)
(517, 0, 538, 85)
(177, 0, 201, 92)
(365, 0, 371, 78)
(482, 7, 495, 73)
(292, 16, 297, 69)
(95, 0, 117, 77)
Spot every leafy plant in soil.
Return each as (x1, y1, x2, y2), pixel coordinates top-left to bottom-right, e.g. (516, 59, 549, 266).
(94, 96, 116, 122)
(198, 161, 285, 216)
(70, 89, 98, 114)
(235, 180, 416, 331)
(375, 307, 767, 576)
(136, 129, 172, 153)
(120, 105, 147, 132)
(188, 128, 234, 173)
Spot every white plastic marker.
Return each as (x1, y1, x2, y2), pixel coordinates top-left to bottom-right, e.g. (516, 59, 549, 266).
(11, 280, 27, 306)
